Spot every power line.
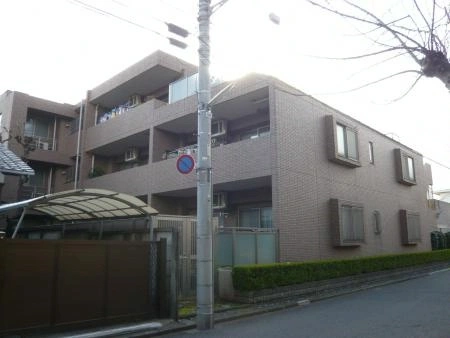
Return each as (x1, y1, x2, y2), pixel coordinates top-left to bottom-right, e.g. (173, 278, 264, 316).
(108, 0, 193, 36)
(68, 0, 190, 48)
(424, 156, 450, 171)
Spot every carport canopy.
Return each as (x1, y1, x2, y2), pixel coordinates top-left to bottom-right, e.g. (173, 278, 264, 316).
(0, 188, 158, 221)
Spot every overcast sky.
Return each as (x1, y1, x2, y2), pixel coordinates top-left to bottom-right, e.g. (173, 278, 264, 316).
(0, 0, 449, 190)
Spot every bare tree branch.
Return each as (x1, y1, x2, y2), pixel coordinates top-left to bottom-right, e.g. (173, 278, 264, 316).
(307, 46, 421, 61)
(389, 74, 423, 102)
(343, 70, 422, 92)
(307, 0, 450, 92)
(342, 0, 424, 64)
(413, 0, 433, 49)
(347, 50, 413, 80)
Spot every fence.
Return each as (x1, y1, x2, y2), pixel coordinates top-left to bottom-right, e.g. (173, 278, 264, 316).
(0, 239, 167, 335)
(152, 216, 278, 298)
(215, 227, 279, 266)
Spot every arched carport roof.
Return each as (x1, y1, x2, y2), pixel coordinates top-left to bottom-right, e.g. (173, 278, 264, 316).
(0, 189, 158, 221)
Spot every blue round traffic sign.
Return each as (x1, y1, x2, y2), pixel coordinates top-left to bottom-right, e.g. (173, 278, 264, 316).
(176, 154, 195, 174)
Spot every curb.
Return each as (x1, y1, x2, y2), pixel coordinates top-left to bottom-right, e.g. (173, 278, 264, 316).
(138, 265, 448, 337)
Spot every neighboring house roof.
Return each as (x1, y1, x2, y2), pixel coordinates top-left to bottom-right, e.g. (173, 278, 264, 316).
(0, 188, 158, 221)
(0, 144, 34, 176)
(435, 189, 450, 203)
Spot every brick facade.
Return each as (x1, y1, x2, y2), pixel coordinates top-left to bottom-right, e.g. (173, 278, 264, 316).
(0, 51, 436, 260)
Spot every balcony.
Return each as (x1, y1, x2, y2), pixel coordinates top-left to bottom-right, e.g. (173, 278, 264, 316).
(19, 185, 48, 200)
(163, 144, 197, 160)
(24, 111, 57, 151)
(24, 135, 56, 151)
(84, 164, 150, 196)
(88, 130, 150, 177)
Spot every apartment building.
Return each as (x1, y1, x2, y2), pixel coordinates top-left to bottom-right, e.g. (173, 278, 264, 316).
(0, 50, 436, 261)
(0, 90, 76, 203)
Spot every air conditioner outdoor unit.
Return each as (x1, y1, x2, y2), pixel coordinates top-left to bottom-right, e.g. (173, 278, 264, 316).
(211, 120, 227, 138)
(213, 192, 227, 209)
(39, 142, 49, 150)
(124, 148, 138, 162)
(129, 94, 142, 107)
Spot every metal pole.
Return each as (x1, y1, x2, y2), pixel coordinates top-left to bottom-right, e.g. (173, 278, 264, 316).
(11, 207, 27, 239)
(197, 0, 213, 330)
(74, 99, 84, 190)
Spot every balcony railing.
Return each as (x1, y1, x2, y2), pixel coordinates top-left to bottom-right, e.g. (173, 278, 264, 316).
(23, 135, 56, 151)
(163, 144, 198, 160)
(19, 185, 48, 200)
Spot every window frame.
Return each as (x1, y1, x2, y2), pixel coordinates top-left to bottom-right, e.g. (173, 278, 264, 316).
(239, 124, 270, 141)
(394, 148, 417, 185)
(238, 206, 273, 229)
(372, 210, 381, 234)
(369, 141, 374, 164)
(399, 209, 421, 245)
(325, 115, 361, 168)
(329, 198, 365, 246)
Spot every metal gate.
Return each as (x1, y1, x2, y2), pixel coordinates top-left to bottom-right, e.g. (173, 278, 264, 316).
(152, 215, 221, 298)
(153, 215, 197, 297)
(0, 239, 167, 335)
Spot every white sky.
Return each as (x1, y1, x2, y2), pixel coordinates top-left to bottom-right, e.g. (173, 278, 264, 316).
(0, 0, 449, 190)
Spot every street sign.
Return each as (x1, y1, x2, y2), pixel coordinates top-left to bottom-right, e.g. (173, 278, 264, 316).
(176, 154, 195, 174)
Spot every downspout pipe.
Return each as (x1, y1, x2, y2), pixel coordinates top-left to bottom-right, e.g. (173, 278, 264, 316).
(74, 99, 84, 190)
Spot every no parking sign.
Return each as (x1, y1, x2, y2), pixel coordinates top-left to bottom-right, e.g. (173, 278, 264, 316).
(176, 154, 195, 174)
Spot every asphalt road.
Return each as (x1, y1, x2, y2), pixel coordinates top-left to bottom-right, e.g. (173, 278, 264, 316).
(167, 268, 450, 338)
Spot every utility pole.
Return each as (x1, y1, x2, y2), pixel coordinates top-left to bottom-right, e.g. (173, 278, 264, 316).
(196, 0, 213, 330)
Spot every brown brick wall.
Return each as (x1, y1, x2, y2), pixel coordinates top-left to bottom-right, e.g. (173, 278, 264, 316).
(272, 86, 432, 262)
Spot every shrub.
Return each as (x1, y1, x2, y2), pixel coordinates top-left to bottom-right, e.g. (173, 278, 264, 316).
(232, 249, 450, 291)
(446, 232, 450, 249)
(431, 231, 447, 250)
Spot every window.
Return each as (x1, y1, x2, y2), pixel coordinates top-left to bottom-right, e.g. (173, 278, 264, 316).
(372, 210, 381, 234)
(330, 199, 364, 246)
(399, 210, 421, 245)
(240, 125, 270, 141)
(394, 149, 417, 185)
(239, 207, 272, 228)
(65, 166, 79, 183)
(406, 156, 415, 180)
(325, 115, 361, 168)
(369, 142, 374, 164)
(336, 123, 358, 160)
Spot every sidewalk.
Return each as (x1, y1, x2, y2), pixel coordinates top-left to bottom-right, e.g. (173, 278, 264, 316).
(18, 263, 450, 338)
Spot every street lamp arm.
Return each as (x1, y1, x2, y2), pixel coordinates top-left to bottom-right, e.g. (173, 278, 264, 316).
(211, 0, 230, 14)
(209, 81, 236, 105)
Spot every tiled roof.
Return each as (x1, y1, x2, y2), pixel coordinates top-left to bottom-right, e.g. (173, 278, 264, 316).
(0, 144, 34, 176)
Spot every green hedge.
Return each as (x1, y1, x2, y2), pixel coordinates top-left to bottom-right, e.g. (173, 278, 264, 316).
(232, 249, 450, 291)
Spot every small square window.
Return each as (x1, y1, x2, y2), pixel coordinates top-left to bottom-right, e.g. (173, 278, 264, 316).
(326, 115, 361, 168)
(394, 149, 417, 185)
